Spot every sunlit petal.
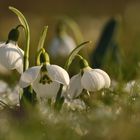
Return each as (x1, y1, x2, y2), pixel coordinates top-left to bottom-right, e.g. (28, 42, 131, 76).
(47, 64, 69, 85)
(32, 73, 60, 98)
(19, 66, 41, 88)
(94, 69, 111, 88)
(16, 65, 23, 74)
(67, 74, 83, 98)
(81, 69, 105, 92)
(0, 43, 24, 72)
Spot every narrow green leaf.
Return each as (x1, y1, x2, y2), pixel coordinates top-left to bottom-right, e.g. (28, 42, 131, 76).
(37, 26, 48, 51)
(63, 17, 83, 44)
(64, 41, 91, 70)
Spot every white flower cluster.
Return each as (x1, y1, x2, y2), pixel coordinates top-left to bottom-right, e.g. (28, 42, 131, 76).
(67, 67, 111, 98)
(0, 41, 110, 101)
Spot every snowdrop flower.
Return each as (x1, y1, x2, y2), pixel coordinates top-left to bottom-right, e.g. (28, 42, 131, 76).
(49, 35, 76, 57)
(49, 21, 76, 57)
(0, 28, 24, 73)
(67, 56, 111, 98)
(19, 52, 70, 98)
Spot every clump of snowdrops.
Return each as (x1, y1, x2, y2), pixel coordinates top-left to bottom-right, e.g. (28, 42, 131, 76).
(1, 6, 140, 140)
(0, 7, 111, 112)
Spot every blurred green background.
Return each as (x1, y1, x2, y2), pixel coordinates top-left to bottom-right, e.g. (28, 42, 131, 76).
(1, 1, 140, 140)
(0, 0, 140, 79)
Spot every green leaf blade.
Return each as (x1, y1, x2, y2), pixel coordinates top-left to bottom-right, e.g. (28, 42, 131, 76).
(37, 26, 48, 51)
(64, 41, 91, 70)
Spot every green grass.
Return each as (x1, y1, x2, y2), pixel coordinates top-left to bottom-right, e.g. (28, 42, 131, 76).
(0, 79, 140, 140)
(1, 11, 140, 140)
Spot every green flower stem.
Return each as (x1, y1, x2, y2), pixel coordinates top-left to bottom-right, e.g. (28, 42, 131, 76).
(36, 48, 50, 65)
(36, 48, 44, 66)
(54, 84, 64, 111)
(16, 24, 24, 30)
(23, 26, 30, 71)
(76, 54, 89, 69)
(76, 54, 83, 60)
(9, 6, 30, 72)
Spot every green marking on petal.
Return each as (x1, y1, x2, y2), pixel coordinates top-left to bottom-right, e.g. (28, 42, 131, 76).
(39, 65, 52, 84)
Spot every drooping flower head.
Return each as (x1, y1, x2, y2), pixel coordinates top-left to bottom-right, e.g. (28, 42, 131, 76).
(67, 55, 111, 98)
(19, 49, 70, 98)
(49, 21, 76, 57)
(0, 27, 24, 73)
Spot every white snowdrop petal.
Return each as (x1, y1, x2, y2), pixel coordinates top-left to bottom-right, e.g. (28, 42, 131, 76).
(10, 44, 24, 69)
(0, 43, 13, 69)
(67, 74, 83, 98)
(0, 43, 24, 72)
(81, 70, 105, 92)
(32, 73, 60, 98)
(94, 69, 111, 88)
(19, 66, 41, 88)
(47, 64, 70, 85)
(16, 65, 23, 74)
